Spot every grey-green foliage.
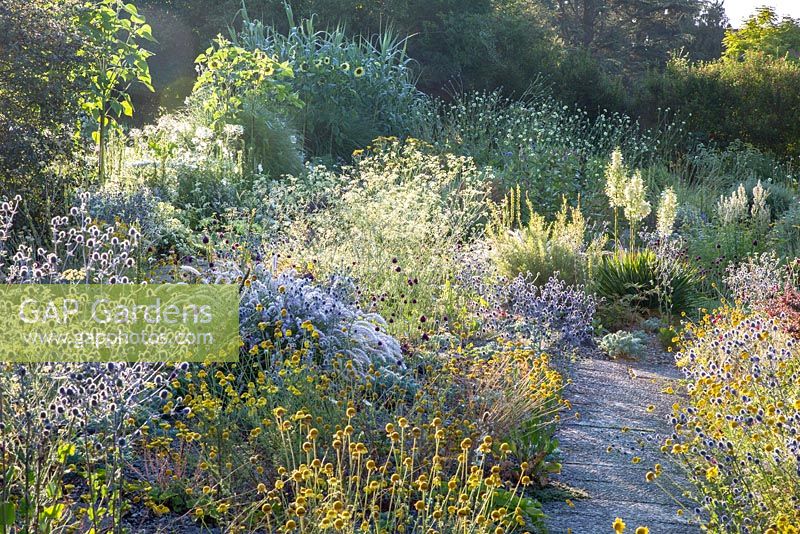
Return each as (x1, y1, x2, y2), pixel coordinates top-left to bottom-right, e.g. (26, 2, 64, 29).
(234, 4, 423, 160)
(770, 203, 800, 259)
(599, 330, 648, 359)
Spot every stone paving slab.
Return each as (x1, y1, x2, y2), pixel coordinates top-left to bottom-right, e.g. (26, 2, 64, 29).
(543, 357, 700, 533)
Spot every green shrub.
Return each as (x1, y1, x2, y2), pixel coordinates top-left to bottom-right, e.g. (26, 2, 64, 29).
(743, 176, 795, 219)
(592, 249, 700, 318)
(238, 98, 305, 177)
(642, 53, 800, 158)
(0, 0, 85, 236)
(488, 187, 604, 285)
(413, 3, 561, 97)
(770, 203, 800, 259)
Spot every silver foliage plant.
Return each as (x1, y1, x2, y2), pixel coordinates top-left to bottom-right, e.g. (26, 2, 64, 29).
(723, 251, 788, 309)
(0, 194, 173, 527)
(456, 244, 596, 352)
(2, 192, 139, 284)
(196, 260, 405, 376)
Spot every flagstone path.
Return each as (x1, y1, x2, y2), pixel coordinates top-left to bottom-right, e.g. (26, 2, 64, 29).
(543, 350, 700, 534)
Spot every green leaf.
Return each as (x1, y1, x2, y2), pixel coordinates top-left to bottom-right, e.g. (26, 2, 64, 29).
(121, 99, 133, 117)
(42, 503, 65, 520)
(0, 502, 15, 526)
(137, 23, 156, 42)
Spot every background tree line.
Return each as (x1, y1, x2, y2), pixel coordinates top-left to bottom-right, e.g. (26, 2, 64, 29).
(2, 0, 800, 188)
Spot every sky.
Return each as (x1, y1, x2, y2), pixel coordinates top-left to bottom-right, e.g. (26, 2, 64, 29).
(725, 0, 800, 26)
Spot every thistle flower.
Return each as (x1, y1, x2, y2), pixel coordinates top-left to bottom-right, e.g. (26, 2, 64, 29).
(604, 147, 628, 209)
(656, 187, 678, 238)
(623, 170, 651, 225)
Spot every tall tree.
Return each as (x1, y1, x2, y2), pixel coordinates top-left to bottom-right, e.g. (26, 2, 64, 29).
(686, 0, 727, 61)
(722, 7, 800, 61)
(0, 0, 84, 236)
(552, 0, 705, 72)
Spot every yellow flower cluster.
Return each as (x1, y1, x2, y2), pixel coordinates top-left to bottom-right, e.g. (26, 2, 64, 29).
(665, 305, 800, 531)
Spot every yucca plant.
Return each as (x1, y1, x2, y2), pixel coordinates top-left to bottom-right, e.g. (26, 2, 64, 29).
(592, 249, 700, 319)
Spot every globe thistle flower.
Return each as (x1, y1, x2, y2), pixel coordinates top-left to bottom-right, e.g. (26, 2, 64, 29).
(656, 187, 678, 238)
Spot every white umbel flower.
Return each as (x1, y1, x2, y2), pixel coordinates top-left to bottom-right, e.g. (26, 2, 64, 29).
(656, 187, 678, 238)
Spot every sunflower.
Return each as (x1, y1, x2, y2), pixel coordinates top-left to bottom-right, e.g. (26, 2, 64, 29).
(299, 62, 309, 72)
(354, 66, 365, 77)
(314, 59, 322, 68)
(323, 56, 331, 65)
(340, 62, 350, 71)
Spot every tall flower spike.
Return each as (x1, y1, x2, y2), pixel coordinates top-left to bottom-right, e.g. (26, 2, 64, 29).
(656, 187, 678, 238)
(716, 183, 748, 225)
(623, 170, 651, 225)
(604, 147, 627, 208)
(751, 179, 770, 228)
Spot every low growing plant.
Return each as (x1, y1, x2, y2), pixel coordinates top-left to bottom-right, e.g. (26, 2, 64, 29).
(593, 249, 700, 320)
(598, 330, 648, 359)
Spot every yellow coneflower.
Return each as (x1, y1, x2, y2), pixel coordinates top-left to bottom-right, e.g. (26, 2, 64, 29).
(340, 62, 350, 71)
(323, 56, 331, 65)
(354, 66, 365, 77)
